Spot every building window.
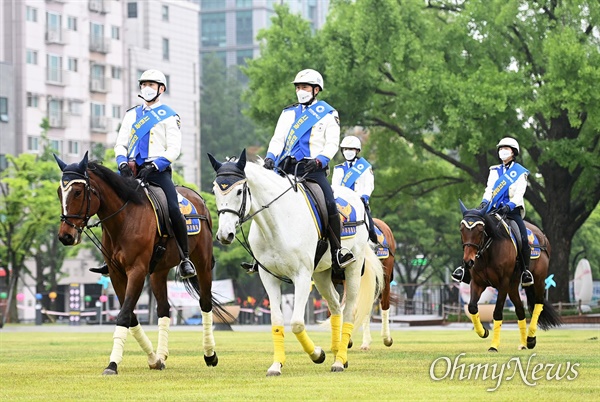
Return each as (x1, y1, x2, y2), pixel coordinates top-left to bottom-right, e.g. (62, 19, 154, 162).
(0, 97, 8, 122)
(67, 57, 78, 72)
(111, 26, 120, 40)
(48, 99, 64, 127)
(27, 93, 39, 108)
(236, 0, 252, 8)
(112, 105, 121, 119)
(28, 136, 40, 152)
(162, 5, 169, 21)
(67, 16, 77, 31)
(26, 6, 37, 22)
(162, 38, 169, 60)
(201, 13, 226, 47)
(201, 0, 223, 10)
(68, 140, 79, 155)
(69, 101, 83, 116)
(47, 54, 63, 83)
(127, 2, 137, 18)
(49, 139, 63, 153)
(26, 49, 38, 65)
(111, 66, 122, 79)
(236, 11, 253, 45)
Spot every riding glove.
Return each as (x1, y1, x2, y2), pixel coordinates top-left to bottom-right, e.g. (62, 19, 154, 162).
(304, 159, 322, 173)
(476, 201, 488, 210)
(499, 205, 511, 215)
(264, 158, 275, 170)
(138, 164, 158, 181)
(118, 163, 133, 178)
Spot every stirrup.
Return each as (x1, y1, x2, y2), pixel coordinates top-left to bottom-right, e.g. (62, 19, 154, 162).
(521, 270, 534, 287)
(336, 248, 355, 269)
(451, 267, 464, 283)
(178, 258, 196, 279)
(241, 262, 258, 274)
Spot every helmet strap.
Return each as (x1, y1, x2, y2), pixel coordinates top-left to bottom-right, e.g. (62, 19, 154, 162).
(300, 87, 318, 106)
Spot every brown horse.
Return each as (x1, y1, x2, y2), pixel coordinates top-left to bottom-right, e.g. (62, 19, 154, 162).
(358, 218, 396, 350)
(54, 152, 221, 375)
(459, 200, 561, 351)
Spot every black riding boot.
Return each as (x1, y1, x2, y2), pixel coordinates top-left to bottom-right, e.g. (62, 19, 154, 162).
(364, 202, 378, 244)
(521, 246, 533, 287)
(90, 263, 109, 276)
(172, 214, 196, 279)
(328, 213, 355, 269)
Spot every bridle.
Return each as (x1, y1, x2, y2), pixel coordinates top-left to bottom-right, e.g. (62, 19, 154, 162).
(461, 217, 492, 259)
(60, 171, 99, 234)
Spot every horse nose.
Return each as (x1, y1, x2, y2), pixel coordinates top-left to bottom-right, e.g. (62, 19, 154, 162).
(217, 232, 235, 245)
(59, 233, 74, 246)
(465, 260, 474, 269)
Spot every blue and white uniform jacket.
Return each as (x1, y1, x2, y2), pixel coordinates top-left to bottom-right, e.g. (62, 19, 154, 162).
(482, 161, 528, 217)
(114, 101, 181, 171)
(331, 160, 375, 202)
(266, 99, 340, 167)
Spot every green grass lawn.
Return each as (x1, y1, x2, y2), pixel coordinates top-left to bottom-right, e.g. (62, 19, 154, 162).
(0, 325, 598, 401)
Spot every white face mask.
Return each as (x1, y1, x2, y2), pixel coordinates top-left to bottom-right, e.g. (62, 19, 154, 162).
(343, 150, 357, 161)
(140, 86, 158, 102)
(498, 149, 513, 161)
(296, 89, 313, 104)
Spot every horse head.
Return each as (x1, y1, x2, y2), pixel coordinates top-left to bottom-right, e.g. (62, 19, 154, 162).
(459, 199, 486, 269)
(207, 149, 250, 245)
(54, 152, 99, 245)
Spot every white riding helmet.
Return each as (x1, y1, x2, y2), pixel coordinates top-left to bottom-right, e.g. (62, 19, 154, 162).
(139, 69, 167, 90)
(496, 137, 520, 156)
(292, 69, 324, 90)
(340, 135, 362, 150)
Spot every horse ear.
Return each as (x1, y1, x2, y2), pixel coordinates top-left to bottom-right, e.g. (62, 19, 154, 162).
(207, 153, 222, 172)
(459, 199, 467, 214)
(236, 149, 247, 170)
(53, 154, 67, 171)
(78, 151, 89, 173)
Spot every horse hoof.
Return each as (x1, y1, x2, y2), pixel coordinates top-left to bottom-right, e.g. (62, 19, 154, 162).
(102, 361, 118, 375)
(383, 338, 393, 347)
(360, 345, 370, 351)
(488, 347, 498, 353)
(348, 339, 353, 349)
(482, 328, 489, 339)
(266, 363, 282, 376)
(331, 361, 345, 372)
(527, 336, 537, 349)
(311, 348, 326, 364)
(149, 359, 165, 370)
(204, 352, 218, 367)
(518, 345, 526, 351)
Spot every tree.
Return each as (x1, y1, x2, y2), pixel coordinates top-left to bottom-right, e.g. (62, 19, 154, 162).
(245, 0, 600, 302)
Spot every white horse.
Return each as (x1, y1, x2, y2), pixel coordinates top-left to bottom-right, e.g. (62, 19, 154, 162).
(208, 150, 384, 376)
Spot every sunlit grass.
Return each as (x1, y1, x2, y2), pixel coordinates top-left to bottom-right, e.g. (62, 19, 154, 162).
(0, 325, 598, 401)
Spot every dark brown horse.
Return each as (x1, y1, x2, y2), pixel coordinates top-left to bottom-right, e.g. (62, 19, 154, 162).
(459, 200, 561, 352)
(358, 218, 396, 350)
(54, 152, 221, 375)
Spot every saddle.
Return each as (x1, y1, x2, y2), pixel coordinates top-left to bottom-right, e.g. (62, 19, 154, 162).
(144, 183, 204, 237)
(496, 215, 542, 260)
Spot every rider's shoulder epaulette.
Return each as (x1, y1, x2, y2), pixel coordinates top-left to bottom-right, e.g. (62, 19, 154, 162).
(489, 164, 501, 170)
(125, 105, 139, 113)
(334, 163, 345, 168)
(283, 103, 299, 111)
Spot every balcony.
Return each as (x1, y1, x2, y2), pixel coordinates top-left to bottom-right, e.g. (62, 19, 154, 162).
(89, 37, 111, 54)
(46, 68, 69, 86)
(91, 116, 109, 132)
(89, 0, 109, 14)
(90, 76, 111, 93)
(49, 114, 67, 129)
(45, 28, 65, 45)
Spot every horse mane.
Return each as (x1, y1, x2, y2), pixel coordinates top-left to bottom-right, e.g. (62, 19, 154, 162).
(482, 212, 511, 241)
(87, 161, 144, 205)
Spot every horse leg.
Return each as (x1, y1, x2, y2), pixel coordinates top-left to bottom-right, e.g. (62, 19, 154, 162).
(312, 270, 341, 359)
(259, 270, 285, 376)
(103, 270, 146, 375)
(488, 286, 509, 353)
(149, 271, 171, 369)
(527, 302, 544, 349)
(361, 318, 372, 351)
(192, 247, 218, 367)
(508, 285, 527, 350)
(290, 275, 325, 364)
(379, 256, 393, 347)
(468, 283, 489, 339)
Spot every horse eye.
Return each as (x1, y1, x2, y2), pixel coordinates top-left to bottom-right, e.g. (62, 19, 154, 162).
(74, 190, 82, 197)
(236, 188, 242, 196)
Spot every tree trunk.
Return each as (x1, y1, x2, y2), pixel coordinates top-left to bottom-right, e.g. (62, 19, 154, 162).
(540, 212, 575, 303)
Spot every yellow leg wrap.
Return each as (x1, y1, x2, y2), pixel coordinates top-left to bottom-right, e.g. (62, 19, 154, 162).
(470, 312, 486, 338)
(295, 329, 315, 355)
(518, 319, 527, 347)
(490, 320, 502, 349)
(336, 322, 354, 365)
(527, 304, 544, 338)
(330, 314, 342, 357)
(272, 326, 286, 365)
(109, 326, 129, 365)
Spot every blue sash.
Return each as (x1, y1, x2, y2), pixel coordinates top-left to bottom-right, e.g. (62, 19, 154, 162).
(486, 163, 529, 212)
(340, 158, 371, 189)
(275, 101, 334, 165)
(127, 105, 176, 165)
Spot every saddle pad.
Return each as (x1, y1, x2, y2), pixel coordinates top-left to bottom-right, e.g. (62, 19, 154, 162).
(507, 227, 541, 260)
(300, 185, 325, 238)
(146, 189, 201, 237)
(373, 225, 390, 259)
(337, 197, 358, 239)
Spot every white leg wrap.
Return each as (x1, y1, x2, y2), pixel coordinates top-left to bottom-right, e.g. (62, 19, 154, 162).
(156, 316, 170, 361)
(129, 324, 158, 366)
(202, 310, 215, 357)
(381, 309, 390, 338)
(109, 326, 129, 365)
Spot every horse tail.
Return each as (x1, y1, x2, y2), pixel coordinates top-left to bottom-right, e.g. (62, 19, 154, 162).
(182, 276, 234, 324)
(353, 244, 385, 328)
(524, 286, 562, 330)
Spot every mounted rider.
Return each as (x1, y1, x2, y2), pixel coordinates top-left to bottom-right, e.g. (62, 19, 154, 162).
(453, 137, 534, 287)
(331, 135, 378, 243)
